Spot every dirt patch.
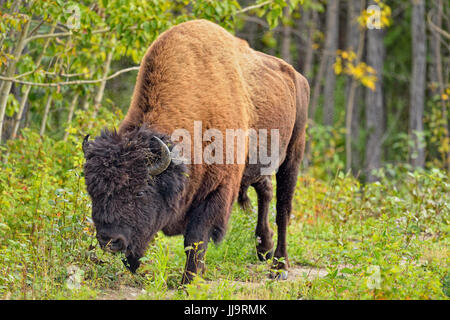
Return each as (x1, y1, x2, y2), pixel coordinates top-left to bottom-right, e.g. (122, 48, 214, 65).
(96, 265, 331, 300)
(288, 266, 328, 280)
(98, 285, 145, 300)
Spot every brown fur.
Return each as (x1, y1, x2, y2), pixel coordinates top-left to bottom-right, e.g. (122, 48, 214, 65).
(119, 18, 308, 224)
(91, 19, 309, 283)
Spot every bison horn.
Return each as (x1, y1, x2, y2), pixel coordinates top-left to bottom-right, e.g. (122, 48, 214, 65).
(148, 136, 171, 175)
(82, 134, 90, 156)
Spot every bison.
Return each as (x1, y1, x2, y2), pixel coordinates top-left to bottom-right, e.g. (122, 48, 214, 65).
(82, 19, 309, 284)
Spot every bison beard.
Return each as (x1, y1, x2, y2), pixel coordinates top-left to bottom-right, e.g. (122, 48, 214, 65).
(82, 19, 309, 285)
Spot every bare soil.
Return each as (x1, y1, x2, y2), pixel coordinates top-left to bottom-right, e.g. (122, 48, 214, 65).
(97, 265, 331, 300)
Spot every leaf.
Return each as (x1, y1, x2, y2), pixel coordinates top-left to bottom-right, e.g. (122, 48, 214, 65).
(6, 94, 19, 117)
(340, 268, 354, 274)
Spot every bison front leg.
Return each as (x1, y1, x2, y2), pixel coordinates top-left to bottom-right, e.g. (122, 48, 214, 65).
(182, 234, 209, 285)
(181, 185, 233, 285)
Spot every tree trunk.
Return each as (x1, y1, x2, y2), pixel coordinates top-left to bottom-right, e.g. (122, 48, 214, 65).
(310, 48, 326, 120)
(345, 0, 365, 173)
(11, 24, 56, 139)
(310, 0, 339, 124)
(0, 18, 31, 144)
(39, 92, 53, 137)
(281, 3, 292, 65)
(63, 92, 80, 142)
(89, 50, 113, 129)
(365, 1, 385, 182)
(322, 0, 339, 126)
(81, 92, 90, 111)
(429, 0, 449, 171)
(10, 85, 31, 139)
(298, 8, 317, 79)
(410, 0, 426, 168)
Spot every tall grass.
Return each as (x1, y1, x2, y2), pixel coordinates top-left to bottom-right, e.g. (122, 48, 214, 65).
(0, 115, 448, 299)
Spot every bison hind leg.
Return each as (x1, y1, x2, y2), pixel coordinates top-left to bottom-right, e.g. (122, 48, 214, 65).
(253, 177, 274, 261)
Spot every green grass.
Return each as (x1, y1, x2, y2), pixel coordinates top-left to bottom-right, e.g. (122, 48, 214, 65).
(0, 128, 449, 300)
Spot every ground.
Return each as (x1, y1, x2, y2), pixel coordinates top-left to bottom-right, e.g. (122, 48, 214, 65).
(1, 145, 448, 300)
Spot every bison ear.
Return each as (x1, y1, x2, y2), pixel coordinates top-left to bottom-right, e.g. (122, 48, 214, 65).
(82, 134, 90, 157)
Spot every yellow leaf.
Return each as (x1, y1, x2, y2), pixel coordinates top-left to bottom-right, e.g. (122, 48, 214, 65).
(366, 66, 376, 74)
(353, 65, 364, 79)
(334, 61, 343, 75)
(348, 51, 356, 61)
(361, 75, 377, 91)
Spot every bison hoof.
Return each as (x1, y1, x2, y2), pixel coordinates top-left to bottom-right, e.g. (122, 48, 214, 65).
(257, 249, 274, 261)
(269, 269, 288, 280)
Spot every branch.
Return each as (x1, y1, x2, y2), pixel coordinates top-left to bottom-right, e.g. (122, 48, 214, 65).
(24, 23, 141, 45)
(427, 11, 450, 40)
(243, 16, 307, 42)
(28, 20, 46, 38)
(236, 0, 273, 15)
(24, 27, 110, 44)
(43, 70, 92, 78)
(0, 66, 140, 87)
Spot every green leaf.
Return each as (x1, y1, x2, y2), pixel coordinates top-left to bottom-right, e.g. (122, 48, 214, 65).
(340, 268, 354, 274)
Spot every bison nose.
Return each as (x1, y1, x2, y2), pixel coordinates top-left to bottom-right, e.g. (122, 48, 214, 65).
(98, 234, 127, 253)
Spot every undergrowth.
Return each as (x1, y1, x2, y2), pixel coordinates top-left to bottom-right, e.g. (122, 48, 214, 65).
(0, 118, 448, 299)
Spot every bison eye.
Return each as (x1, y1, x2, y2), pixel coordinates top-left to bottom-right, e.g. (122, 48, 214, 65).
(136, 191, 145, 197)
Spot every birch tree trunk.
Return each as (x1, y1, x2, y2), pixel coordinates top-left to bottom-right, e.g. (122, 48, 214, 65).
(63, 92, 80, 142)
(298, 8, 317, 79)
(322, 0, 339, 126)
(428, 0, 449, 170)
(310, 0, 339, 123)
(88, 50, 113, 129)
(10, 24, 56, 139)
(281, 3, 292, 65)
(410, 0, 426, 168)
(304, 10, 318, 79)
(365, 0, 385, 182)
(345, 0, 365, 173)
(39, 92, 53, 137)
(0, 18, 31, 143)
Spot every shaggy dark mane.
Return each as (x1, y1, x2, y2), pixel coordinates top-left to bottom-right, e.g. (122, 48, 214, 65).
(83, 125, 188, 213)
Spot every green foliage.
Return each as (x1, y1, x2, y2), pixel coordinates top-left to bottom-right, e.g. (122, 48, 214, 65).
(1, 120, 448, 299)
(306, 123, 346, 178)
(289, 166, 449, 299)
(424, 93, 450, 168)
(191, 0, 241, 31)
(0, 0, 448, 300)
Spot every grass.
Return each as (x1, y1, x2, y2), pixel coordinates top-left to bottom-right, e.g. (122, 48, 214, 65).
(0, 128, 449, 300)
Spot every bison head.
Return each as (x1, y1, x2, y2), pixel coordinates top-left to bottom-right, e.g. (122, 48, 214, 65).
(82, 127, 187, 273)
